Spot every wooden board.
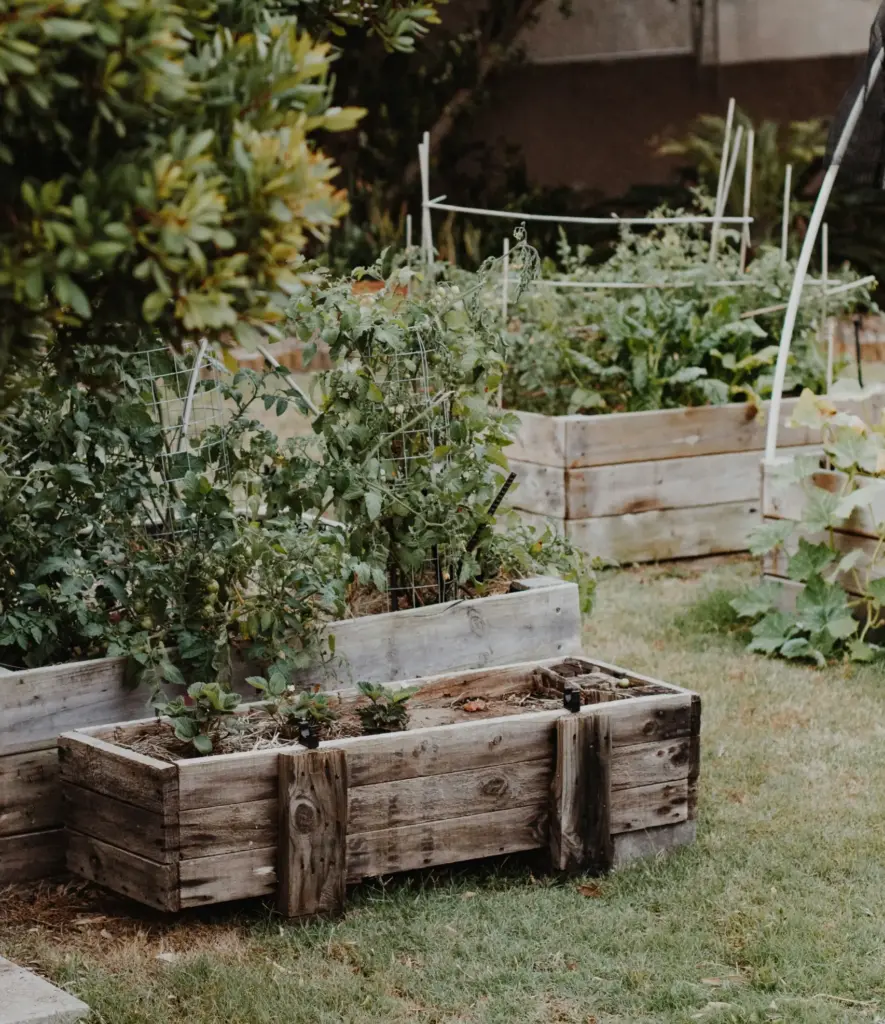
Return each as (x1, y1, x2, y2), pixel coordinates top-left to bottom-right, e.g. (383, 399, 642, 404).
(177, 690, 691, 809)
(610, 780, 689, 834)
(510, 460, 567, 520)
(179, 798, 277, 859)
(566, 501, 760, 563)
(179, 846, 276, 908)
(65, 830, 179, 911)
(277, 749, 347, 918)
(346, 803, 549, 882)
(58, 733, 177, 816)
(549, 715, 612, 873)
(0, 746, 59, 837)
(0, 829, 65, 885)
(610, 739, 691, 791)
(348, 759, 551, 833)
(307, 580, 582, 688)
(508, 411, 568, 465)
(61, 784, 174, 863)
(762, 522, 883, 593)
(763, 466, 885, 540)
(611, 820, 698, 869)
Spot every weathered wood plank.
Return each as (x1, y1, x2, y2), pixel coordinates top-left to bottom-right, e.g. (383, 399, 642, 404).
(509, 460, 566, 519)
(58, 733, 177, 816)
(180, 798, 277, 859)
(508, 410, 568, 466)
(0, 829, 65, 884)
(549, 715, 612, 873)
(177, 690, 691, 809)
(348, 759, 550, 834)
(179, 847, 277, 907)
(305, 580, 582, 688)
(610, 780, 689, 834)
(564, 448, 815, 520)
(346, 803, 548, 882)
(61, 784, 174, 863)
(567, 501, 760, 564)
(564, 395, 881, 468)
(277, 749, 347, 919)
(763, 465, 885, 540)
(687, 695, 702, 822)
(0, 657, 140, 755)
(66, 830, 179, 911)
(611, 820, 698, 869)
(762, 522, 883, 594)
(610, 739, 691, 791)
(0, 746, 59, 837)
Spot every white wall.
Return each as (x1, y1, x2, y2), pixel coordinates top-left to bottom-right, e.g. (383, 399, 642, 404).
(524, 0, 878, 66)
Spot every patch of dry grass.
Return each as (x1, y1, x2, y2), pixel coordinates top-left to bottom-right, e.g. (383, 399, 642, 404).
(4, 558, 885, 1023)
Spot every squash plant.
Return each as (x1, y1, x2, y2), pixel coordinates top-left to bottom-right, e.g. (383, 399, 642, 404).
(502, 204, 873, 416)
(733, 391, 885, 665)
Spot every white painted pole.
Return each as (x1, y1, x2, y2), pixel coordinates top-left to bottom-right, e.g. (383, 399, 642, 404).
(419, 133, 434, 268)
(740, 129, 755, 273)
(721, 123, 744, 219)
(822, 224, 834, 393)
(781, 164, 793, 264)
(765, 48, 884, 462)
(406, 213, 412, 252)
(501, 237, 510, 323)
(709, 97, 736, 263)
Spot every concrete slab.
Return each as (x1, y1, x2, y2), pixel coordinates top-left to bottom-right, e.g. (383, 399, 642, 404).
(0, 957, 89, 1024)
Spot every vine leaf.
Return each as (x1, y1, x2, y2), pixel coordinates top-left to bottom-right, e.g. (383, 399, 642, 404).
(787, 539, 835, 583)
(730, 582, 781, 619)
(795, 574, 857, 640)
(747, 520, 794, 556)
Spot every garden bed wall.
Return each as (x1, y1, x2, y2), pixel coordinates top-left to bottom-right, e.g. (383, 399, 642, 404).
(0, 578, 579, 885)
(58, 656, 700, 915)
(508, 395, 885, 564)
(761, 462, 885, 604)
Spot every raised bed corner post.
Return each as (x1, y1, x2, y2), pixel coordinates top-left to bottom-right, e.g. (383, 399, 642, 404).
(765, 45, 885, 464)
(277, 749, 348, 920)
(549, 715, 613, 875)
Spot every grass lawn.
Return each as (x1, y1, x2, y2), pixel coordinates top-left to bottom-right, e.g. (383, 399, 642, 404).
(4, 558, 885, 1024)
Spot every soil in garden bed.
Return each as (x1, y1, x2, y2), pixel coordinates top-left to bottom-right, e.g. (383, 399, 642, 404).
(118, 659, 672, 763)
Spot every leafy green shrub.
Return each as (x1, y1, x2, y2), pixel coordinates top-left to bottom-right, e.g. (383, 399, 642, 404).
(356, 681, 418, 733)
(248, 669, 339, 739)
(155, 682, 243, 755)
(502, 207, 872, 417)
(733, 390, 885, 665)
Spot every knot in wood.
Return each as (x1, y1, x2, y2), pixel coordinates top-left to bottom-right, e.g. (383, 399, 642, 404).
(480, 775, 508, 798)
(293, 801, 318, 833)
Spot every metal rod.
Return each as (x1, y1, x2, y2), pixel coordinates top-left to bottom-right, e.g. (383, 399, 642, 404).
(423, 200, 751, 227)
(855, 316, 865, 389)
(465, 472, 517, 554)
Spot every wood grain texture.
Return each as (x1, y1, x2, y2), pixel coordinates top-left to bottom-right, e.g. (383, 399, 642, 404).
(180, 798, 277, 859)
(509, 460, 567, 519)
(687, 695, 702, 822)
(611, 820, 698, 869)
(0, 829, 65, 884)
(566, 500, 760, 564)
(763, 464, 885, 540)
(66, 830, 179, 911)
(348, 759, 550, 834)
(305, 580, 582, 688)
(564, 395, 881, 468)
(277, 749, 347, 919)
(610, 739, 691, 791)
(58, 733, 177, 815)
(0, 746, 59, 837)
(346, 803, 548, 882)
(61, 784, 174, 863)
(508, 410, 568, 466)
(179, 846, 276, 907)
(610, 780, 689, 834)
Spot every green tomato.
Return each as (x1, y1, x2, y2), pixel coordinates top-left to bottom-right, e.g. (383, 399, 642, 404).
(206, 580, 220, 594)
(201, 603, 216, 618)
(140, 615, 154, 631)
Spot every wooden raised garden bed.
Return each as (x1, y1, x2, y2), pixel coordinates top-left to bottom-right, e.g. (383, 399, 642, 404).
(1, 576, 579, 885)
(59, 656, 701, 916)
(508, 395, 885, 564)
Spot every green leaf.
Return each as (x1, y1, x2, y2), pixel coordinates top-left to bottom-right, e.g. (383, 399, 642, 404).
(865, 578, 885, 605)
(795, 575, 856, 639)
(850, 639, 877, 663)
(192, 733, 214, 755)
(747, 520, 794, 556)
(802, 487, 841, 532)
(787, 538, 835, 583)
(779, 637, 826, 667)
(748, 611, 797, 654)
(730, 582, 781, 619)
(365, 490, 383, 522)
(42, 19, 95, 40)
(366, 381, 384, 403)
(161, 660, 185, 686)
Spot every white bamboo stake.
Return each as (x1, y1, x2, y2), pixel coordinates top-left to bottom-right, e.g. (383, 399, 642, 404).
(406, 213, 412, 251)
(781, 164, 793, 264)
(765, 47, 885, 462)
(419, 133, 434, 268)
(501, 237, 510, 323)
(709, 97, 736, 264)
(721, 124, 744, 219)
(740, 129, 755, 273)
(423, 200, 750, 227)
(257, 344, 320, 417)
(822, 223, 833, 393)
(178, 338, 209, 452)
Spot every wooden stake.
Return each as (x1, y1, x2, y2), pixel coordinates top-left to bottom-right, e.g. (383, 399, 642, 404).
(277, 749, 347, 919)
(687, 694, 702, 822)
(709, 97, 736, 264)
(823, 223, 833, 394)
(419, 133, 434, 269)
(740, 129, 755, 273)
(781, 164, 793, 264)
(549, 715, 613, 874)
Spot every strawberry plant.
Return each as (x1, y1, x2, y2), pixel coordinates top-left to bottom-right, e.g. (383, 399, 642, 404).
(733, 390, 885, 665)
(356, 681, 418, 733)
